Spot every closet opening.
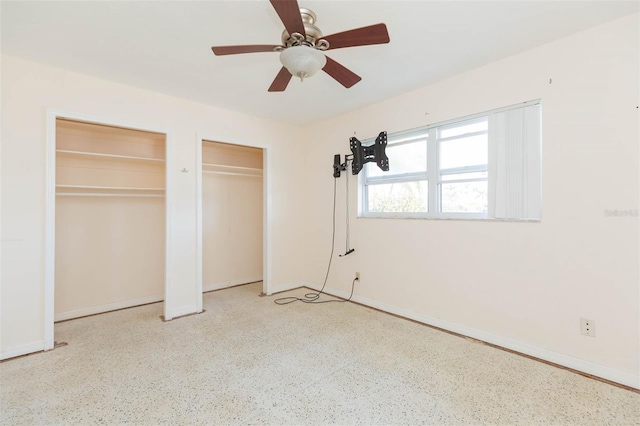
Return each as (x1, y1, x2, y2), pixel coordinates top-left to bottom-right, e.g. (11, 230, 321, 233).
(198, 140, 265, 299)
(48, 117, 168, 344)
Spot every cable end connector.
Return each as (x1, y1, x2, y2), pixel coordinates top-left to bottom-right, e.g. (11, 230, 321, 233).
(339, 248, 355, 257)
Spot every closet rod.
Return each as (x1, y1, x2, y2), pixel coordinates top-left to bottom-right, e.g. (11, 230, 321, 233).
(202, 163, 261, 172)
(202, 170, 262, 178)
(56, 193, 164, 198)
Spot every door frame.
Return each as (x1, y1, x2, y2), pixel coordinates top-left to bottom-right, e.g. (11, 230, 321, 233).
(196, 135, 271, 310)
(44, 109, 173, 349)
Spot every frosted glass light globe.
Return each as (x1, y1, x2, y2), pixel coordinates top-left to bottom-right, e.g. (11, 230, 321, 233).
(279, 45, 327, 81)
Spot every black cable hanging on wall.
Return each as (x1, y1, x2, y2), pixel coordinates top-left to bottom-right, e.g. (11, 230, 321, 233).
(274, 131, 389, 306)
(274, 176, 355, 305)
(339, 163, 354, 257)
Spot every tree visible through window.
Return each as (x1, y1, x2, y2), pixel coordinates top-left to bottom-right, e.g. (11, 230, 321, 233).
(368, 181, 428, 213)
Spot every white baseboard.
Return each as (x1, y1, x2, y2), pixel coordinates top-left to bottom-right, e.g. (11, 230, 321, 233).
(203, 277, 263, 293)
(265, 281, 309, 296)
(165, 304, 201, 321)
(307, 283, 640, 390)
(55, 294, 164, 322)
(1, 340, 46, 361)
(54, 278, 262, 322)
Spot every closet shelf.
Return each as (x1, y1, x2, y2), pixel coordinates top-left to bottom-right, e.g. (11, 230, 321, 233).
(202, 170, 261, 178)
(56, 184, 164, 193)
(202, 163, 261, 172)
(56, 150, 165, 163)
(202, 163, 262, 178)
(56, 193, 164, 198)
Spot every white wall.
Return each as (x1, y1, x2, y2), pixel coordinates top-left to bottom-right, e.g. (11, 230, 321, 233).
(202, 173, 263, 290)
(0, 55, 308, 358)
(55, 197, 166, 319)
(304, 14, 639, 387)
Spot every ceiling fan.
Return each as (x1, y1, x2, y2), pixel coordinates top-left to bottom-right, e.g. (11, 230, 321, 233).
(211, 0, 390, 92)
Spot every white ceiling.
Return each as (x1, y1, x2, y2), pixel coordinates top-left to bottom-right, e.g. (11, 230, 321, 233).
(2, 1, 638, 125)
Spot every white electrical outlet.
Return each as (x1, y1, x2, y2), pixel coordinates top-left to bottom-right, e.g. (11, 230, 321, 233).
(580, 318, 595, 337)
(355, 272, 360, 280)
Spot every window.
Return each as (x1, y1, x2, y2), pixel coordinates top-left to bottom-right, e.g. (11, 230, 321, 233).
(360, 101, 541, 220)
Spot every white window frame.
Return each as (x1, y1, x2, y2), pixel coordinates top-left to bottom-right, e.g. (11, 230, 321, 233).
(359, 100, 540, 220)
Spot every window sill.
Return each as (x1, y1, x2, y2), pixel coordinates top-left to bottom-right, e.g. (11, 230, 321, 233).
(358, 214, 541, 223)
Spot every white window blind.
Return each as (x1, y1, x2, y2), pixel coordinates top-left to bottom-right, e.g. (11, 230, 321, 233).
(488, 104, 541, 220)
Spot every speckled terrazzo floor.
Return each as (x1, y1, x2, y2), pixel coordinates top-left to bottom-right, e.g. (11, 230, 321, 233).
(1, 282, 639, 425)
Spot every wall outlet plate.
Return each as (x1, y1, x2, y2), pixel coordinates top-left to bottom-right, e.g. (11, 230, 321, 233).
(580, 318, 595, 337)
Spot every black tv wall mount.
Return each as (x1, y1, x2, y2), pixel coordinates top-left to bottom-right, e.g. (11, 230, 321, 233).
(333, 131, 389, 177)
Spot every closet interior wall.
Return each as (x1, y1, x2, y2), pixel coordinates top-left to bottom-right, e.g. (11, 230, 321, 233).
(54, 119, 166, 321)
(202, 140, 263, 291)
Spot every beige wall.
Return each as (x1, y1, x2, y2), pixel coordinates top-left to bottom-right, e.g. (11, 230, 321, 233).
(303, 14, 639, 385)
(0, 55, 307, 356)
(202, 175, 263, 289)
(55, 197, 165, 318)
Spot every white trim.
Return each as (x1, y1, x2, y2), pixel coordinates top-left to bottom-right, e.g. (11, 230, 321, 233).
(54, 294, 164, 322)
(165, 304, 200, 320)
(266, 281, 310, 296)
(44, 111, 57, 350)
(196, 135, 272, 298)
(359, 214, 540, 223)
(262, 147, 272, 295)
(306, 283, 640, 390)
(360, 211, 488, 220)
(437, 129, 487, 143)
(195, 133, 203, 313)
(49, 110, 173, 135)
(366, 171, 428, 185)
(0, 28, 3, 356)
(1, 341, 46, 361)
(163, 130, 173, 320)
(202, 277, 263, 293)
(44, 109, 173, 336)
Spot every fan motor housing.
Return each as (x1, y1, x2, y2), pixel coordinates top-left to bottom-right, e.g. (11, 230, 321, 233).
(281, 8, 325, 47)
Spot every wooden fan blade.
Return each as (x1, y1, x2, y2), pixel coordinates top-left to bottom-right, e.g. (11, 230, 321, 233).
(269, 0, 305, 37)
(322, 23, 390, 50)
(268, 67, 293, 92)
(322, 56, 361, 88)
(211, 45, 281, 56)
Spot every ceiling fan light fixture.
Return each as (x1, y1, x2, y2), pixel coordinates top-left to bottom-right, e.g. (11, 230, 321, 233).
(279, 45, 327, 81)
